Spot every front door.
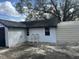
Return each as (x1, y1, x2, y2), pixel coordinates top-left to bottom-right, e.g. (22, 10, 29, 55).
(0, 27, 5, 47)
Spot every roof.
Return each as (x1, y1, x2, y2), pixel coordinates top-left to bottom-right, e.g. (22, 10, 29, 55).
(0, 19, 26, 28)
(24, 17, 58, 28)
(58, 21, 79, 26)
(0, 17, 58, 28)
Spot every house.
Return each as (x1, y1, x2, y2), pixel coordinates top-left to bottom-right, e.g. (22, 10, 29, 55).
(56, 21, 79, 45)
(0, 17, 58, 47)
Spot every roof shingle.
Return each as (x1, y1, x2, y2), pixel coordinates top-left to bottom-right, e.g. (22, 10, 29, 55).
(0, 16, 58, 28)
(24, 17, 58, 28)
(0, 19, 26, 28)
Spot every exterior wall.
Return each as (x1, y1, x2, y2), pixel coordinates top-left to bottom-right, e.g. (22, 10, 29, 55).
(56, 21, 79, 45)
(8, 28, 27, 47)
(27, 28, 56, 43)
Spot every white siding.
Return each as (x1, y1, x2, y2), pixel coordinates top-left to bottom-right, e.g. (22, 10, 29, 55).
(56, 21, 79, 45)
(27, 28, 56, 43)
(8, 28, 27, 47)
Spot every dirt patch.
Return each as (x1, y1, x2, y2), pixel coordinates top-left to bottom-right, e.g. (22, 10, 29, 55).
(0, 45, 79, 59)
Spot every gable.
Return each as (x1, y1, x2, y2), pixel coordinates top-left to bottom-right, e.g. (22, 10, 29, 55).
(0, 23, 5, 27)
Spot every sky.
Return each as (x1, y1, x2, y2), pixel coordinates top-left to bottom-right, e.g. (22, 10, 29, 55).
(0, 0, 35, 5)
(0, 0, 19, 3)
(0, 0, 26, 21)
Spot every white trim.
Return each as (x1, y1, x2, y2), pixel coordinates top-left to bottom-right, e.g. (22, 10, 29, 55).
(5, 27, 8, 47)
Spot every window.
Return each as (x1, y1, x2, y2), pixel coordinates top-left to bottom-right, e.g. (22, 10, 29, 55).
(45, 27, 50, 36)
(27, 28, 29, 36)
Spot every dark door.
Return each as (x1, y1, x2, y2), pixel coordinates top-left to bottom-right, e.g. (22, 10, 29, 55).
(0, 27, 5, 47)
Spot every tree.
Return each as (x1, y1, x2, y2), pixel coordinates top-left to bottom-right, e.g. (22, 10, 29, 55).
(46, 0, 79, 21)
(28, 0, 79, 22)
(27, 0, 53, 21)
(15, 0, 32, 14)
(50, 0, 79, 21)
(15, 0, 79, 22)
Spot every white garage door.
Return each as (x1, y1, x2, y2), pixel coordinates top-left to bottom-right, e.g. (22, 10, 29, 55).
(56, 21, 79, 45)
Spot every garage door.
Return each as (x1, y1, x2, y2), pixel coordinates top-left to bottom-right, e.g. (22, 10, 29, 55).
(56, 21, 79, 45)
(0, 27, 5, 47)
